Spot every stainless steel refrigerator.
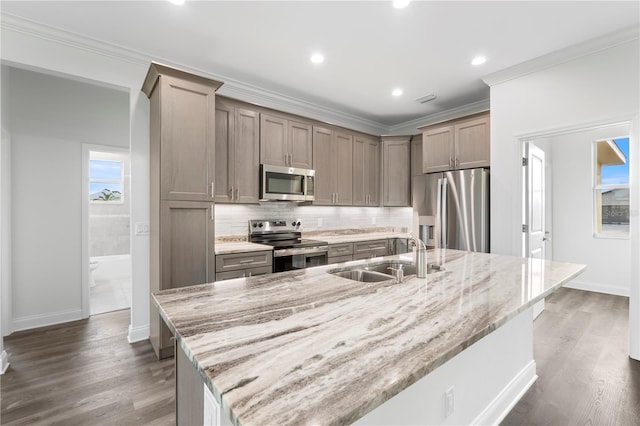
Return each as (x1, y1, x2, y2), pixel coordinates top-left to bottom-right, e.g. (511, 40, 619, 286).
(412, 168, 489, 252)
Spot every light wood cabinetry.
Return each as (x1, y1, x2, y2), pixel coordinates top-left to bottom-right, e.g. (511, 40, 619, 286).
(353, 135, 380, 206)
(215, 98, 260, 204)
(260, 113, 313, 169)
(215, 251, 272, 282)
(382, 137, 411, 207)
(420, 112, 490, 173)
(312, 126, 353, 206)
(143, 62, 223, 359)
(353, 240, 388, 260)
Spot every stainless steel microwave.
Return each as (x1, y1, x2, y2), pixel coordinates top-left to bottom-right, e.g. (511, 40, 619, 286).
(260, 164, 315, 202)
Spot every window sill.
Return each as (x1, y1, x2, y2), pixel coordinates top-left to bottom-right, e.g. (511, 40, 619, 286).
(593, 232, 630, 240)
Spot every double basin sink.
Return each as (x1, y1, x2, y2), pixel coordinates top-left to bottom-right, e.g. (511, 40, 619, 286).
(330, 260, 444, 283)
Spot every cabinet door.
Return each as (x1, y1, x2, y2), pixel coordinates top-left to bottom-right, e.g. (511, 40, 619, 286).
(214, 101, 233, 203)
(366, 139, 380, 206)
(260, 114, 288, 167)
(454, 115, 490, 169)
(160, 75, 216, 201)
(289, 120, 313, 169)
(234, 108, 260, 203)
(422, 125, 454, 173)
(334, 131, 353, 206)
(352, 137, 367, 206)
(383, 139, 411, 206)
(160, 201, 215, 289)
(312, 126, 334, 205)
(411, 135, 423, 177)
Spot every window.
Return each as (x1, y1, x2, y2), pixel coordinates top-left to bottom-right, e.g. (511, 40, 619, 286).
(594, 137, 629, 237)
(90, 159, 123, 203)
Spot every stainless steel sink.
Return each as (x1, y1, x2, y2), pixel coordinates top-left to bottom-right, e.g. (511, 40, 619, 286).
(330, 261, 436, 283)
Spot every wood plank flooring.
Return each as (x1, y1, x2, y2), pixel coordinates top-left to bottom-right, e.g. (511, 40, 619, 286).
(1, 288, 638, 425)
(0, 309, 175, 425)
(503, 287, 640, 425)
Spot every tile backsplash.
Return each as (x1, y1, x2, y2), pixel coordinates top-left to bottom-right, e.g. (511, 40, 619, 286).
(215, 203, 412, 237)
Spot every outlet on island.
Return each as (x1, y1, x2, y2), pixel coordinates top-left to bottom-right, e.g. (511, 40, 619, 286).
(444, 386, 455, 418)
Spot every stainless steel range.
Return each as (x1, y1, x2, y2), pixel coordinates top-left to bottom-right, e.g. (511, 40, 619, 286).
(248, 219, 329, 272)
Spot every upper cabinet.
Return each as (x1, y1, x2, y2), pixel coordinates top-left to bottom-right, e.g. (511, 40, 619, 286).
(353, 135, 380, 206)
(420, 112, 490, 173)
(215, 98, 260, 204)
(410, 134, 423, 177)
(143, 65, 221, 202)
(313, 126, 353, 206)
(382, 137, 411, 207)
(260, 113, 313, 169)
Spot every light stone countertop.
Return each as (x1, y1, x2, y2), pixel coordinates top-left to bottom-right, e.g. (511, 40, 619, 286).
(153, 249, 585, 426)
(311, 231, 411, 245)
(214, 241, 273, 255)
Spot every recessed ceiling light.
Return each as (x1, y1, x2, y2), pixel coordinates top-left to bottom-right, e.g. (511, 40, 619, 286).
(393, 0, 410, 9)
(167, 0, 185, 5)
(392, 88, 403, 97)
(310, 53, 325, 64)
(471, 56, 487, 66)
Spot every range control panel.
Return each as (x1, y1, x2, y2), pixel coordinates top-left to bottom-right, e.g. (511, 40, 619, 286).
(248, 219, 302, 234)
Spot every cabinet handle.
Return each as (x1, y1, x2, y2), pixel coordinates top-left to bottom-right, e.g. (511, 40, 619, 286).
(455, 158, 459, 168)
(449, 157, 453, 169)
(238, 259, 254, 264)
(210, 204, 214, 221)
(229, 187, 234, 200)
(211, 181, 215, 198)
(235, 187, 239, 201)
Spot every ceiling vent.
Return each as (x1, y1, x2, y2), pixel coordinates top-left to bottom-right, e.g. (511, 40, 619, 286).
(416, 94, 437, 104)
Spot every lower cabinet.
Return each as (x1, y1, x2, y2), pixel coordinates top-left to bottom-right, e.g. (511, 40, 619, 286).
(215, 251, 273, 281)
(353, 239, 388, 260)
(328, 243, 354, 264)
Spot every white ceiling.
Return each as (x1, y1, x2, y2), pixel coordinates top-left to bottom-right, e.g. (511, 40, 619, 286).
(1, 1, 638, 129)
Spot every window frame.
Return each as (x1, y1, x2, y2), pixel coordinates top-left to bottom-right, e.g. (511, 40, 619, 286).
(89, 158, 124, 204)
(593, 138, 629, 239)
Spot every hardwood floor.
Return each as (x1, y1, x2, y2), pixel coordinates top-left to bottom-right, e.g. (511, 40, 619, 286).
(503, 287, 640, 425)
(0, 309, 175, 425)
(1, 288, 638, 425)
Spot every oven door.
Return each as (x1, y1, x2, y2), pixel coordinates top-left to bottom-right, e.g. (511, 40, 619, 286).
(273, 246, 328, 272)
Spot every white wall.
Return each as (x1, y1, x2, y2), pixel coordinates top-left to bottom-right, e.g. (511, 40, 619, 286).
(216, 204, 412, 237)
(0, 64, 11, 370)
(8, 67, 129, 331)
(487, 39, 639, 358)
(550, 126, 630, 296)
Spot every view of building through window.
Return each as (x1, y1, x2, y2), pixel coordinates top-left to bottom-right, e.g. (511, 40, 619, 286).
(595, 137, 629, 236)
(90, 159, 123, 202)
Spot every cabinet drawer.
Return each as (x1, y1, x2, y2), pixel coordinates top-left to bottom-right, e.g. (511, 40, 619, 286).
(215, 251, 272, 272)
(328, 243, 353, 258)
(353, 240, 388, 254)
(328, 255, 353, 264)
(215, 266, 272, 281)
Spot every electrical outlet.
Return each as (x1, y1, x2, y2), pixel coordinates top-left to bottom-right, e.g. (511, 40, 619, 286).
(135, 222, 150, 236)
(317, 218, 323, 228)
(444, 386, 454, 418)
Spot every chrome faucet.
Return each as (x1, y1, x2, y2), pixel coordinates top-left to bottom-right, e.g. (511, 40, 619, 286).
(408, 233, 428, 278)
(387, 266, 404, 284)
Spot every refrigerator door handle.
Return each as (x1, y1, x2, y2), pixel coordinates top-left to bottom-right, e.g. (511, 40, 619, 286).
(441, 178, 448, 248)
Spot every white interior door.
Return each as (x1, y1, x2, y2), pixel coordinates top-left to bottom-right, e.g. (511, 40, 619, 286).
(527, 144, 546, 260)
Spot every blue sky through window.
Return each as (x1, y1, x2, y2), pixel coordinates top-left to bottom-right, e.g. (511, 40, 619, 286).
(90, 160, 122, 181)
(602, 137, 629, 185)
(90, 159, 123, 201)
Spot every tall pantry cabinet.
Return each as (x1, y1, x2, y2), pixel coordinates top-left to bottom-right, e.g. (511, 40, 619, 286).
(142, 63, 223, 359)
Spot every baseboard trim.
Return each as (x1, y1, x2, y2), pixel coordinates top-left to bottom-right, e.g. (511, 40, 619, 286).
(564, 279, 629, 297)
(12, 308, 83, 332)
(0, 350, 9, 375)
(471, 360, 538, 426)
(128, 323, 150, 343)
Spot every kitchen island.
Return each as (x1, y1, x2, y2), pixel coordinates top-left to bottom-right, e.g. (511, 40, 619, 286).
(153, 249, 585, 425)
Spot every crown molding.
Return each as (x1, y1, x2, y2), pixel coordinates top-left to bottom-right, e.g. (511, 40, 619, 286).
(386, 99, 491, 135)
(482, 25, 640, 87)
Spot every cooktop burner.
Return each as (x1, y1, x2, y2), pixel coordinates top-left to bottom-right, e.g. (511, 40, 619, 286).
(248, 219, 328, 249)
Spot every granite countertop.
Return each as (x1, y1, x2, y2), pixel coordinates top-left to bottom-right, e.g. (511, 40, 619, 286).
(214, 229, 410, 254)
(153, 249, 585, 425)
(214, 241, 273, 255)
